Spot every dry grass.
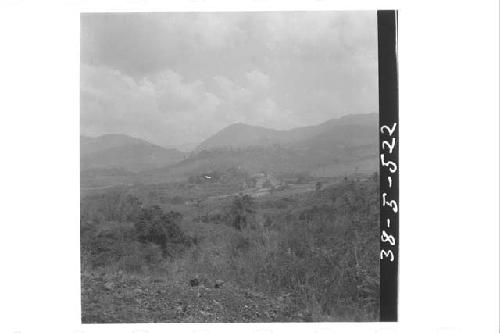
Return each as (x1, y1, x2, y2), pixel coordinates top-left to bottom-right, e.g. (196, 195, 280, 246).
(81, 177, 380, 321)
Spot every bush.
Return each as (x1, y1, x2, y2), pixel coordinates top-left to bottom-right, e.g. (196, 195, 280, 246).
(134, 205, 192, 257)
(229, 194, 256, 230)
(81, 175, 380, 321)
(81, 192, 192, 273)
(206, 177, 380, 320)
(81, 190, 142, 223)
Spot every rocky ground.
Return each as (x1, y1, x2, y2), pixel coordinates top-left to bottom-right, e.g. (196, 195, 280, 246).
(81, 272, 302, 323)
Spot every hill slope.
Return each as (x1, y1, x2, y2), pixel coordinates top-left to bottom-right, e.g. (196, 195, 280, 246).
(154, 113, 378, 179)
(197, 113, 377, 151)
(81, 134, 185, 172)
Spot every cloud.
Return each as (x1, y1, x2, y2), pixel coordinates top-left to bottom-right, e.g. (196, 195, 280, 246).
(210, 74, 298, 130)
(80, 64, 168, 145)
(81, 13, 245, 78)
(245, 70, 272, 91)
(81, 12, 376, 78)
(81, 65, 216, 146)
(81, 11, 379, 147)
(147, 70, 221, 115)
(213, 75, 252, 102)
(81, 64, 292, 146)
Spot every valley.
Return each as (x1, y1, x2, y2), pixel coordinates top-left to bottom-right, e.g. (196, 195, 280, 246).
(80, 113, 380, 322)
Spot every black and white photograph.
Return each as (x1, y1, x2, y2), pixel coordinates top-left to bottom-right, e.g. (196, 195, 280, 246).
(1, 1, 499, 332)
(80, 11, 384, 323)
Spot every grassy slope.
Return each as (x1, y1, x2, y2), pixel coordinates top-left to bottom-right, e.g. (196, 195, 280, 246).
(81, 175, 379, 322)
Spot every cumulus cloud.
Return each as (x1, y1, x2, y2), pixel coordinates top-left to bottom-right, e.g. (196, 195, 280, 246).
(245, 70, 272, 91)
(147, 70, 220, 116)
(81, 64, 170, 145)
(213, 75, 252, 102)
(80, 64, 290, 146)
(81, 11, 378, 148)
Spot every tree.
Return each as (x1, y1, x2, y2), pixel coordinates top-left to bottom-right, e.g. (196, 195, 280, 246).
(134, 205, 188, 256)
(230, 194, 256, 230)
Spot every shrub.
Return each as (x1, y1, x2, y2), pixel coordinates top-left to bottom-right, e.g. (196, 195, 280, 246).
(229, 194, 256, 230)
(81, 193, 191, 273)
(210, 177, 380, 320)
(134, 205, 191, 257)
(80, 190, 142, 223)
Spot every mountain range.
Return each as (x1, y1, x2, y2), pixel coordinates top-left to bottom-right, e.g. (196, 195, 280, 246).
(196, 113, 377, 151)
(81, 113, 379, 186)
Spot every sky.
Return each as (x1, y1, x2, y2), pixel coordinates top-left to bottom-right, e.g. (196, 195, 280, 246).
(81, 11, 378, 149)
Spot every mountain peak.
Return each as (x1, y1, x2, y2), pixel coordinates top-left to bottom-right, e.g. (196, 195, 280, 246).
(81, 133, 185, 172)
(196, 122, 282, 151)
(224, 122, 269, 131)
(197, 113, 378, 151)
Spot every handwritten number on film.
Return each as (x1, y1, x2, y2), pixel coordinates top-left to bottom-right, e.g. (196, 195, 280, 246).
(380, 123, 398, 262)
